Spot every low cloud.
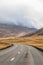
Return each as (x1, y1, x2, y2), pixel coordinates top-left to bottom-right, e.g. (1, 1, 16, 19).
(0, 0, 43, 29)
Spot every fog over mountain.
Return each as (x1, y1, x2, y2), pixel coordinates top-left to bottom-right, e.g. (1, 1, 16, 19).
(0, 0, 43, 29)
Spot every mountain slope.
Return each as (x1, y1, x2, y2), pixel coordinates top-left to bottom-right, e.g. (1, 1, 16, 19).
(0, 23, 36, 38)
(22, 28, 43, 37)
(34, 28, 43, 35)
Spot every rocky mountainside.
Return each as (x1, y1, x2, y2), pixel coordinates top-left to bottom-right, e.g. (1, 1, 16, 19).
(0, 23, 36, 38)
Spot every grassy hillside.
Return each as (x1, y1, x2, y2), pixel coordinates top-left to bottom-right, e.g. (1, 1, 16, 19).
(0, 42, 13, 50)
(0, 26, 43, 50)
(0, 35, 43, 50)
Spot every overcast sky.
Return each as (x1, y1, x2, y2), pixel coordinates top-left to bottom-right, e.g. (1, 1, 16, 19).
(0, 0, 43, 29)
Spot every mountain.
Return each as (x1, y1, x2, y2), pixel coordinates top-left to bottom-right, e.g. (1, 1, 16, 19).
(32, 28, 43, 35)
(23, 28, 43, 37)
(0, 23, 36, 38)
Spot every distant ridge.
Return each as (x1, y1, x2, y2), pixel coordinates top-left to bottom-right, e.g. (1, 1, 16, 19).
(22, 28, 43, 37)
(0, 23, 36, 38)
(33, 28, 43, 35)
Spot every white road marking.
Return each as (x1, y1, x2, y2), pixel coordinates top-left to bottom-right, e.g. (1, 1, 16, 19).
(10, 57, 15, 61)
(18, 51, 21, 54)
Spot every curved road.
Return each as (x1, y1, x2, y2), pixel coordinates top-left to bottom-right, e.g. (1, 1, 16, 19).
(0, 44, 43, 65)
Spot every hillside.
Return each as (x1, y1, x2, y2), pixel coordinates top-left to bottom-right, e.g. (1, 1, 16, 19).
(23, 28, 43, 37)
(33, 28, 43, 35)
(0, 23, 36, 38)
(0, 24, 43, 50)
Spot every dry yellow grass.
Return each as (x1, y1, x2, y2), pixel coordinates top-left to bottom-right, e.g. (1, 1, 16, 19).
(0, 35, 43, 49)
(0, 43, 13, 50)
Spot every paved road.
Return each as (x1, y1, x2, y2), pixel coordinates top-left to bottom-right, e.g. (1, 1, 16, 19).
(0, 44, 27, 65)
(28, 46, 43, 65)
(0, 44, 43, 65)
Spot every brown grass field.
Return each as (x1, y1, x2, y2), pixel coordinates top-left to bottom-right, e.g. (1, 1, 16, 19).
(0, 35, 43, 50)
(0, 42, 13, 50)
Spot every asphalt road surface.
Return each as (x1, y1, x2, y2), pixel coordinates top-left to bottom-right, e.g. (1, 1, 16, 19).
(0, 44, 43, 65)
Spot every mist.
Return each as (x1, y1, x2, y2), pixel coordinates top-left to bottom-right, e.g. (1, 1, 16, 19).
(0, 0, 43, 29)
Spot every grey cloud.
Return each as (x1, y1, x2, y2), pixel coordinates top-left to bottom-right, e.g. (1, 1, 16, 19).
(0, 0, 43, 29)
